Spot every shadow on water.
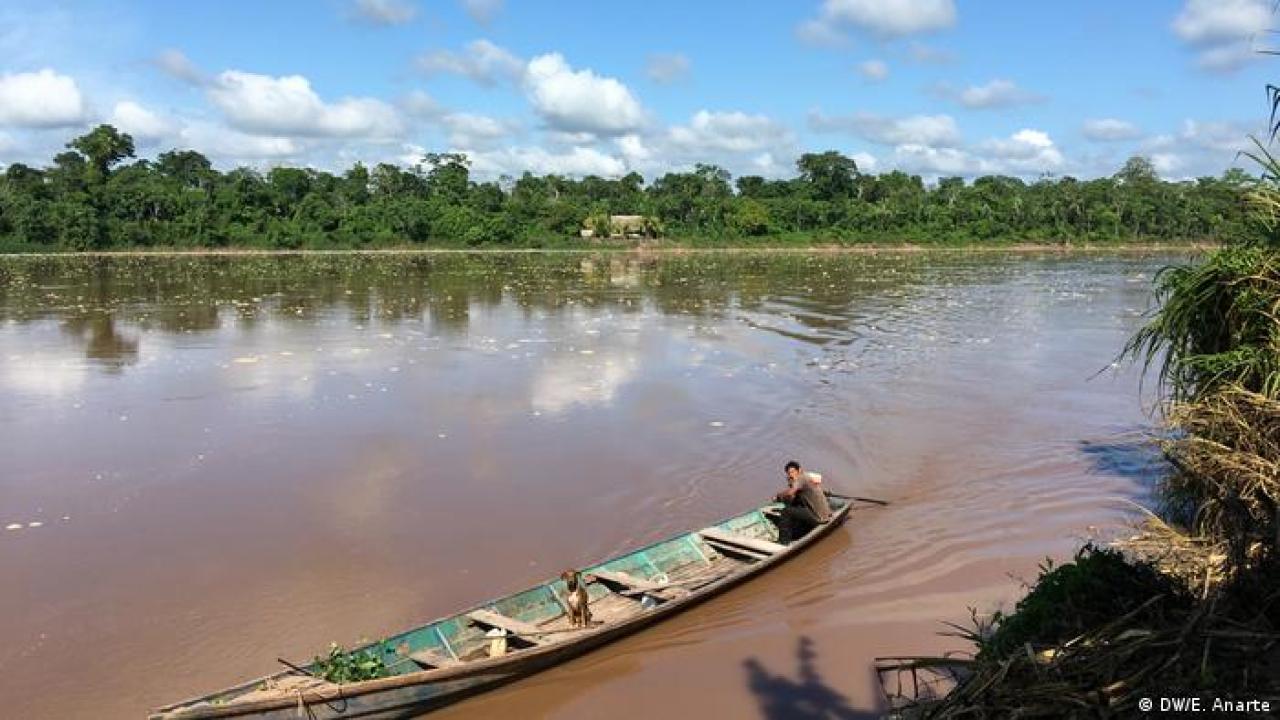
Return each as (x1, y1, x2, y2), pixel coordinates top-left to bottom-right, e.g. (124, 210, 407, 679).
(743, 637, 882, 720)
(1078, 431, 1168, 485)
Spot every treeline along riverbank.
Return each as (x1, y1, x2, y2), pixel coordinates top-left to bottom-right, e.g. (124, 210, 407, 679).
(0, 125, 1253, 252)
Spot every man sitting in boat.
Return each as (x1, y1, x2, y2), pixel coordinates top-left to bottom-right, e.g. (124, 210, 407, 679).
(774, 460, 833, 543)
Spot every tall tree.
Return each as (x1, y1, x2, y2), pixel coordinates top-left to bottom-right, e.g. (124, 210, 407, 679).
(796, 151, 860, 201)
(68, 125, 136, 182)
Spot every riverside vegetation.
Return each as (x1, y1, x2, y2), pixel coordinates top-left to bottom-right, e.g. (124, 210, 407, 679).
(879, 111, 1280, 717)
(0, 124, 1254, 252)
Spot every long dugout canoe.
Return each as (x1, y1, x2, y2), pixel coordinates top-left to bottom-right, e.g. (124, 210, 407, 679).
(151, 494, 856, 719)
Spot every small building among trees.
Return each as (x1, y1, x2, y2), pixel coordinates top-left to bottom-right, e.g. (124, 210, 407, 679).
(580, 214, 660, 240)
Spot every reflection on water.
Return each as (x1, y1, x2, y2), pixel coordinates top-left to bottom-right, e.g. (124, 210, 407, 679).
(0, 250, 1186, 719)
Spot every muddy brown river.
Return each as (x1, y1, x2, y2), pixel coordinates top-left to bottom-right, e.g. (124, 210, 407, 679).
(0, 250, 1180, 719)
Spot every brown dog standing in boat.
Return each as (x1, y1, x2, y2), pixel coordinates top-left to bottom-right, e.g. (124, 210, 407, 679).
(562, 570, 591, 627)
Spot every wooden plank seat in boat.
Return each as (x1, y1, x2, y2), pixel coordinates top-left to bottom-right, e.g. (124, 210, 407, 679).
(586, 569, 665, 592)
(698, 527, 786, 557)
(408, 649, 461, 670)
(466, 609, 547, 644)
(586, 569, 687, 601)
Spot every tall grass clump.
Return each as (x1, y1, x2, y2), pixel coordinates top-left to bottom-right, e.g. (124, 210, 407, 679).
(1123, 247, 1280, 403)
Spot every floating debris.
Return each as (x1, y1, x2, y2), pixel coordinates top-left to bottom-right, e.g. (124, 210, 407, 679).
(232, 356, 259, 364)
(5, 523, 21, 531)
(27, 521, 42, 528)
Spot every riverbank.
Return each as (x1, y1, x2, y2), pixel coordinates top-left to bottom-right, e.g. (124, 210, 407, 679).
(0, 240, 1219, 258)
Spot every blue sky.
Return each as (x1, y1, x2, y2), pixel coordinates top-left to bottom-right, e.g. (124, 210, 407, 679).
(0, 0, 1275, 181)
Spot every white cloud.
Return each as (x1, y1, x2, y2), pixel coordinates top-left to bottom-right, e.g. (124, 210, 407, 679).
(1082, 118, 1142, 142)
(795, 18, 851, 47)
(1151, 153, 1185, 177)
(749, 152, 786, 177)
(1173, 0, 1269, 43)
(646, 53, 691, 84)
(177, 121, 303, 161)
(439, 112, 519, 148)
(351, 0, 417, 26)
(979, 129, 1064, 171)
(856, 59, 889, 81)
(850, 151, 878, 173)
(401, 90, 444, 120)
(108, 101, 175, 143)
(1128, 119, 1256, 179)
(809, 111, 960, 147)
(155, 49, 207, 86)
(1176, 119, 1255, 153)
(460, 0, 503, 24)
(395, 142, 427, 167)
(1172, 0, 1269, 71)
(416, 39, 523, 86)
(0, 69, 87, 128)
(892, 128, 1065, 178)
(207, 71, 403, 139)
(468, 145, 628, 178)
(801, 0, 956, 43)
(668, 110, 790, 154)
(524, 53, 646, 136)
(1195, 43, 1257, 72)
(893, 144, 980, 176)
(545, 130, 599, 146)
(615, 134, 653, 166)
(950, 79, 1045, 109)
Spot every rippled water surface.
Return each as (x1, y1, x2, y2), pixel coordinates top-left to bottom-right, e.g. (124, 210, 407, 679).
(0, 250, 1181, 719)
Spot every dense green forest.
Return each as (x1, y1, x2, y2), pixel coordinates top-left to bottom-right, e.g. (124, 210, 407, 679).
(0, 124, 1253, 251)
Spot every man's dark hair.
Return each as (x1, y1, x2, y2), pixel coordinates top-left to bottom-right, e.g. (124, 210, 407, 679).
(784, 460, 801, 472)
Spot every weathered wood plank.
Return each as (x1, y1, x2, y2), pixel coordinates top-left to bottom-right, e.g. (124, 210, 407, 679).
(408, 650, 461, 669)
(466, 609, 546, 643)
(701, 538, 770, 561)
(699, 527, 785, 556)
(586, 569, 664, 592)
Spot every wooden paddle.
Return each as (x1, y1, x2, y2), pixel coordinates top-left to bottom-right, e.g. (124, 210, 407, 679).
(277, 657, 320, 678)
(850, 495, 890, 506)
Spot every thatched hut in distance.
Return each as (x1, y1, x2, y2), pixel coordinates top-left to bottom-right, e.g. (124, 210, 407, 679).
(580, 214, 659, 240)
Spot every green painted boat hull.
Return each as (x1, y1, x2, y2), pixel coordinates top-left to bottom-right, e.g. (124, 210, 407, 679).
(152, 495, 855, 719)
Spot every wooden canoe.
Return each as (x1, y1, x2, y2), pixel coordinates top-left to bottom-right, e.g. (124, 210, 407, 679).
(151, 494, 856, 719)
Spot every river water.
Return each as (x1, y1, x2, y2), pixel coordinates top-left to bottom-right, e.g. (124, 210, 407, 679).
(0, 250, 1180, 719)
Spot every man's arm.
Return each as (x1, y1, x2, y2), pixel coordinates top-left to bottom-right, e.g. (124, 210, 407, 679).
(775, 479, 800, 502)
